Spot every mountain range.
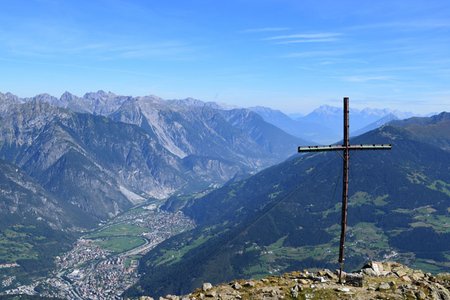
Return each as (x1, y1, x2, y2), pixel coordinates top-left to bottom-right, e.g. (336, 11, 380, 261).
(250, 105, 415, 144)
(1, 90, 447, 297)
(127, 112, 450, 298)
(0, 91, 305, 282)
(0, 91, 305, 206)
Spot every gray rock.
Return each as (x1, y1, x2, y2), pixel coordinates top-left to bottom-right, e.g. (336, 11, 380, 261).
(307, 274, 325, 282)
(202, 283, 213, 292)
(362, 261, 391, 277)
(232, 282, 242, 290)
(324, 269, 337, 280)
(378, 282, 391, 291)
(345, 273, 364, 287)
(411, 272, 425, 281)
(429, 284, 450, 300)
(299, 279, 310, 285)
(260, 287, 280, 296)
(394, 270, 407, 278)
(205, 291, 217, 298)
(416, 290, 427, 300)
(290, 284, 302, 298)
(362, 268, 378, 276)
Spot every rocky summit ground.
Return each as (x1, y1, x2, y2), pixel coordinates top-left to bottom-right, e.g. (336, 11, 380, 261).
(131, 262, 450, 300)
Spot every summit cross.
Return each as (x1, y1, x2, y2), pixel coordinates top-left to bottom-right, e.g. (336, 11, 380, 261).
(298, 97, 392, 283)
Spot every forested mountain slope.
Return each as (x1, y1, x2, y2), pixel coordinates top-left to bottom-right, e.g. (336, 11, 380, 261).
(128, 112, 450, 298)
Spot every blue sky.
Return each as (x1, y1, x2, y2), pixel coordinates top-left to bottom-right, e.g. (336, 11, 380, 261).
(1, 0, 449, 114)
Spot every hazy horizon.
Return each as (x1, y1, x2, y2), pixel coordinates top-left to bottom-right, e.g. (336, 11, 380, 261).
(3, 89, 440, 117)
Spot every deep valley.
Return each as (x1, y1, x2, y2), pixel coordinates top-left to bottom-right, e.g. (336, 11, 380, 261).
(0, 92, 449, 299)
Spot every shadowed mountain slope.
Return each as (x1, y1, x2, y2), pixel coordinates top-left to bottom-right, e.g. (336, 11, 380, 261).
(127, 113, 450, 298)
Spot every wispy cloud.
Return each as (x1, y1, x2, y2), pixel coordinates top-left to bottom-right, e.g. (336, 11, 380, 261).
(0, 56, 160, 77)
(110, 42, 195, 60)
(282, 50, 348, 58)
(341, 75, 392, 83)
(348, 19, 450, 31)
(263, 32, 341, 44)
(275, 38, 339, 44)
(240, 27, 290, 33)
(0, 30, 196, 61)
(0, 18, 197, 61)
(264, 33, 342, 40)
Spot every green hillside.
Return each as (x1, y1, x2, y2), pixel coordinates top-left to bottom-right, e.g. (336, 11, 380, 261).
(127, 112, 450, 298)
(0, 160, 81, 289)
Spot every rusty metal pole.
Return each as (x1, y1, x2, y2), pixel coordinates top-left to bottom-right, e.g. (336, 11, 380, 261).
(298, 96, 391, 283)
(339, 97, 350, 283)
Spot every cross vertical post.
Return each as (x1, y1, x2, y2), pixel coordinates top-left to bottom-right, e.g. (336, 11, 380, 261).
(298, 97, 391, 284)
(339, 97, 350, 282)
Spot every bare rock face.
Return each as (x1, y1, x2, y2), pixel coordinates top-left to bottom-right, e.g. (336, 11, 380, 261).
(0, 92, 304, 222)
(128, 262, 450, 300)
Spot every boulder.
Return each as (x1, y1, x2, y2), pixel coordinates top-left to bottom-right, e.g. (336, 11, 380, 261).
(204, 291, 217, 298)
(232, 282, 242, 290)
(202, 283, 213, 292)
(416, 290, 427, 299)
(345, 273, 364, 287)
(378, 282, 391, 291)
(243, 281, 255, 287)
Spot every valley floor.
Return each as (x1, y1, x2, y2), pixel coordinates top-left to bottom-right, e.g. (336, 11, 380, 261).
(1, 201, 195, 300)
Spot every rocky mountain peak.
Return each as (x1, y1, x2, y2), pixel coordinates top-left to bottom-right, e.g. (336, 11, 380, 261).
(83, 89, 116, 99)
(359, 107, 390, 116)
(432, 111, 450, 122)
(134, 262, 450, 300)
(0, 91, 19, 101)
(29, 93, 58, 104)
(60, 91, 76, 101)
(171, 97, 205, 106)
(20, 97, 62, 116)
(250, 106, 284, 114)
(0, 92, 22, 112)
(311, 104, 342, 116)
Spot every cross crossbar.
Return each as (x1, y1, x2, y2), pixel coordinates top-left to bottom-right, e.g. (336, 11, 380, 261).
(297, 97, 391, 283)
(298, 144, 391, 152)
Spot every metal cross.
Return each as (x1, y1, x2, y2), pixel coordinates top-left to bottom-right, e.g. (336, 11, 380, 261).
(298, 97, 392, 283)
